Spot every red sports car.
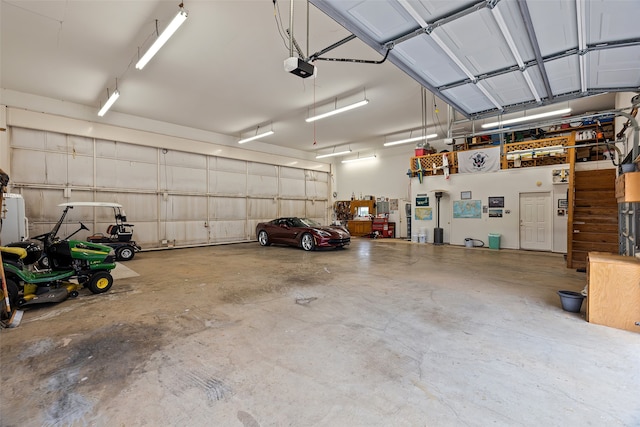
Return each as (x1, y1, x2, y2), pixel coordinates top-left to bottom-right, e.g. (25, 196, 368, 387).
(256, 217, 350, 251)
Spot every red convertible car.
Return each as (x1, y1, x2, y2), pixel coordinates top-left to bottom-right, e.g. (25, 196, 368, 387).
(256, 217, 350, 251)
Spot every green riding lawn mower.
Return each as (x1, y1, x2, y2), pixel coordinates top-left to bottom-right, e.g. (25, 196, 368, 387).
(1, 204, 117, 324)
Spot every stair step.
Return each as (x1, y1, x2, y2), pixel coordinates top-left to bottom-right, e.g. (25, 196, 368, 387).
(572, 223, 618, 233)
(571, 232, 618, 243)
(572, 241, 619, 252)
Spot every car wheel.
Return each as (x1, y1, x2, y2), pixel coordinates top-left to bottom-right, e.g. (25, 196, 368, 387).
(0, 279, 19, 318)
(116, 246, 135, 261)
(300, 233, 315, 251)
(258, 230, 270, 246)
(87, 271, 114, 294)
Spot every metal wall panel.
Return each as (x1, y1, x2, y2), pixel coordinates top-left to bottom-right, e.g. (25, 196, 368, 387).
(210, 220, 247, 243)
(210, 197, 246, 220)
(160, 164, 207, 193)
(306, 200, 328, 220)
(248, 198, 278, 220)
(96, 158, 158, 190)
(279, 199, 306, 217)
(9, 126, 330, 249)
(67, 154, 94, 187)
(247, 175, 278, 197)
(211, 170, 247, 196)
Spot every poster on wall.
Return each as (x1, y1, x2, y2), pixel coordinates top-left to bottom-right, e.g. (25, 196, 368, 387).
(416, 194, 429, 206)
(390, 199, 399, 211)
(489, 209, 503, 218)
(415, 207, 433, 220)
(453, 200, 482, 218)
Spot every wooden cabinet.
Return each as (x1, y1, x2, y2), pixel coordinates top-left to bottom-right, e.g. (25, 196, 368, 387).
(347, 220, 372, 236)
(586, 252, 640, 333)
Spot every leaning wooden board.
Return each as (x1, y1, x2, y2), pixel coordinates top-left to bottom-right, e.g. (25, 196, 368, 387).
(586, 252, 640, 333)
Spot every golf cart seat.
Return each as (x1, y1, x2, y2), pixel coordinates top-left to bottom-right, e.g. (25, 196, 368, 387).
(108, 224, 133, 242)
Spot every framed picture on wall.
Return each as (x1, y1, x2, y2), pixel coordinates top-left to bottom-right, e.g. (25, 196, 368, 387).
(460, 191, 472, 200)
(488, 196, 504, 208)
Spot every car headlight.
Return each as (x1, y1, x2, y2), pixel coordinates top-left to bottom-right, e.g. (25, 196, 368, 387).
(316, 229, 331, 237)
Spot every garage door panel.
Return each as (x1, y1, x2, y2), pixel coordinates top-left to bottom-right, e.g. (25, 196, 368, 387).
(279, 199, 306, 217)
(161, 165, 207, 193)
(96, 158, 157, 190)
(164, 195, 207, 221)
(210, 220, 246, 243)
(12, 150, 68, 185)
(94, 192, 157, 222)
(248, 198, 277, 219)
(306, 180, 328, 199)
(211, 157, 246, 173)
(211, 170, 246, 195)
(248, 174, 278, 197)
(210, 197, 245, 220)
(162, 150, 206, 169)
(306, 200, 328, 219)
(249, 162, 277, 177)
(280, 167, 305, 180)
(68, 135, 94, 156)
(67, 155, 94, 187)
(280, 178, 305, 197)
(163, 220, 208, 245)
(11, 127, 47, 149)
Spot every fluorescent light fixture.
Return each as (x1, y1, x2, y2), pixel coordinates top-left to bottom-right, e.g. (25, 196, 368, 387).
(97, 89, 120, 117)
(481, 108, 572, 129)
(384, 133, 437, 147)
(238, 130, 274, 144)
(135, 9, 188, 70)
(315, 149, 352, 159)
(341, 155, 376, 164)
(305, 99, 369, 123)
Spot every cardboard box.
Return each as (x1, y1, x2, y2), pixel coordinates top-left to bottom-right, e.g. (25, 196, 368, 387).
(616, 171, 640, 202)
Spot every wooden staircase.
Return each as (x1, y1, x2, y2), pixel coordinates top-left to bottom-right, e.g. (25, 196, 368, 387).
(568, 169, 619, 269)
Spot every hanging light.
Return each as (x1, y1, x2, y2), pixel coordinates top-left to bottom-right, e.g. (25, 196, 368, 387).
(97, 84, 120, 117)
(384, 133, 437, 147)
(135, 4, 188, 70)
(481, 108, 572, 129)
(238, 126, 275, 144)
(305, 99, 369, 123)
(315, 149, 352, 159)
(341, 154, 376, 164)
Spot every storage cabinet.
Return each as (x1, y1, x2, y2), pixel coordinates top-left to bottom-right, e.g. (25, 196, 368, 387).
(347, 220, 372, 236)
(586, 252, 640, 333)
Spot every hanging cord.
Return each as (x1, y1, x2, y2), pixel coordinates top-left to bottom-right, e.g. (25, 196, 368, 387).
(312, 80, 317, 145)
(273, 0, 292, 53)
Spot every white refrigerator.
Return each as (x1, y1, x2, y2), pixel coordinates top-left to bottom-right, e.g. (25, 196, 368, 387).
(1, 193, 28, 243)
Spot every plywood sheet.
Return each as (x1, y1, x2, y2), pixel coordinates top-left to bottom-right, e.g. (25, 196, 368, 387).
(587, 252, 640, 333)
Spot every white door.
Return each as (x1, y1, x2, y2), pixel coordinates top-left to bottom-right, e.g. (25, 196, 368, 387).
(519, 192, 552, 251)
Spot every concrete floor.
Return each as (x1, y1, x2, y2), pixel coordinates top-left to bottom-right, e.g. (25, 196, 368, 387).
(1, 238, 639, 426)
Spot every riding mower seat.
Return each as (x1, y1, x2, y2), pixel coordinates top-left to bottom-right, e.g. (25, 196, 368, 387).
(1, 246, 28, 264)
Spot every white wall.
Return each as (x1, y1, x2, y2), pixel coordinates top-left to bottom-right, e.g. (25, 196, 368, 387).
(333, 145, 616, 252)
(408, 166, 570, 251)
(333, 146, 413, 201)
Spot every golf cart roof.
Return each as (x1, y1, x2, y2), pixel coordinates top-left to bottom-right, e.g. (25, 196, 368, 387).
(58, 202, 123, 208)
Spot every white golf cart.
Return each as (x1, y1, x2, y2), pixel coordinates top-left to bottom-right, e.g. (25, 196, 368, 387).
(59, 202, 142, 261)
